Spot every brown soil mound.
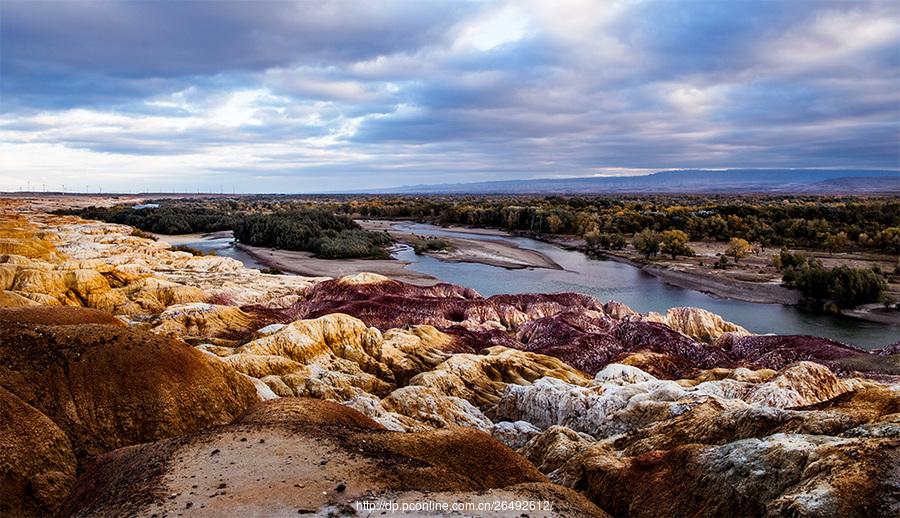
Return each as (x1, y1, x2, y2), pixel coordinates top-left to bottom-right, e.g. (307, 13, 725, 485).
(64, 398, 605, 517)
(0, 319, 258, 461)
(0, 386, 76, 517)
(237, 397, 385, 430)
(363, 426, 545, 489)
(0, 306, 125, 327)
(0, 291, 39, 308)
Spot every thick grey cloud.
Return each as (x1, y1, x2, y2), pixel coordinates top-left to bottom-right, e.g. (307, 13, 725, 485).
(0, 0, 898, 192)
(1, 0, 470, 74)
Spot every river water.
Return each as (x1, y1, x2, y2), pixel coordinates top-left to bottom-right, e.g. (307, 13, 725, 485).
(389, 223, 898, 349)
(162, 232, 273, 271)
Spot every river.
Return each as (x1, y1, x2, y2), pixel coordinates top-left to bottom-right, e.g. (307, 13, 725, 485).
(156, 231, 274, 272)
(389, 223, 898, 349)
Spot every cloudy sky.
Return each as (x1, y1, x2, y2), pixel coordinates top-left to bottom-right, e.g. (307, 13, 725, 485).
(1, 0, 898, 193)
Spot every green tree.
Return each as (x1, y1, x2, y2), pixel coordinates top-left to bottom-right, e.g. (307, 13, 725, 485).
(607, 233, 627, 250)
(794, 265, 886, 308)
(634, 229, 662, 258)
(660, 230, 693, 259)
(823, 232, 849, 254)
(413, 238, 451, 255)
(585, 231, 627, 255)
(878, 227, 900, 254)
(773, 248, 807, 271)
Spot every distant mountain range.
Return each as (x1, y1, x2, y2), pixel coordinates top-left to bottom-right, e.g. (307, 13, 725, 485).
(369, 169, 900, 194)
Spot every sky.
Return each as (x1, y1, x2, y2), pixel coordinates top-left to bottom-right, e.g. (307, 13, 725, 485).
(1, 0, 899, 193)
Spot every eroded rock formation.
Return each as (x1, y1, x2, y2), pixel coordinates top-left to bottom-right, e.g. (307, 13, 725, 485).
(276, 273, 896, 381)
(0, 210, 320, 315)
(1, 204, 897, 517)
(0, 308, 259, 459)
(500, 362, 899, 517)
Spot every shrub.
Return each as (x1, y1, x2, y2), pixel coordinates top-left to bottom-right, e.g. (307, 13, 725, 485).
(314, 229, 391, 259)
(413, 238, 452, 255)
(714, 255, 730, 269)
(130, 228, 158, 241)
(170, 244, 214, 256)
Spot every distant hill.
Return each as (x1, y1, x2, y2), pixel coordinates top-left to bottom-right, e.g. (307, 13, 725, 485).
(371, 169, 900, 194)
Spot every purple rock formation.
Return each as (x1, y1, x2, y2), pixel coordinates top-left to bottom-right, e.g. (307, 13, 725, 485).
(243, 276, 897, 379)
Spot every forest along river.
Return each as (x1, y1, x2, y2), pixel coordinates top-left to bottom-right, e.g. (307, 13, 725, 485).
(389, 223, 898, 350)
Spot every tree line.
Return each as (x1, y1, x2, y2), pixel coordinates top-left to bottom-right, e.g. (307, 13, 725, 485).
(339, 195, 897, 309)
(233, 210, 391, 259)
(773, 249, 888, 309)
(342, 195, 900, 254)
(63, 201, 392, 259)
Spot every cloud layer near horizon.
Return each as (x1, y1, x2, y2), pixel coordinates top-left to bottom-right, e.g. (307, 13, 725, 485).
(1, 0, 898, 192)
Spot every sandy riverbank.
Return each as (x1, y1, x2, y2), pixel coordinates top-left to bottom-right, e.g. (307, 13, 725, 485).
(539, 234, 899, 326)
(359, 220, 561, 270)
(237, 244, 441, 286)
(152, 230, 233, 245)
(842, 304, 900, 326)
(599, 250, 899, 326)
(640, 262, 801, 305)
(361, 219, 512, 237)
(152, 230, 440, 285)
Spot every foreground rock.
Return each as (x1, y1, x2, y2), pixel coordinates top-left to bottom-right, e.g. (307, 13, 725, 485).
(0, 307, 259, 460)
(64, 398, 606, 517)
(0, 307, 259, 516)
(216, 312, 589, 431)
(499, 363, 900, 517)
(0, 386, 76, 517)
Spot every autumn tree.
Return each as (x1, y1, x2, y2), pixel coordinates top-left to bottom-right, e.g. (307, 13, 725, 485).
(725, 237, 753, 263)
(660, 230, 693, 259)
(546, 214, 563, 233)
(881, 227, 900, 254)
(584, 230, 602, 255)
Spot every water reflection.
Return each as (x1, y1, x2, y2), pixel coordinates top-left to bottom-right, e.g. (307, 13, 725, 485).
(174, 233, 272, 272)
